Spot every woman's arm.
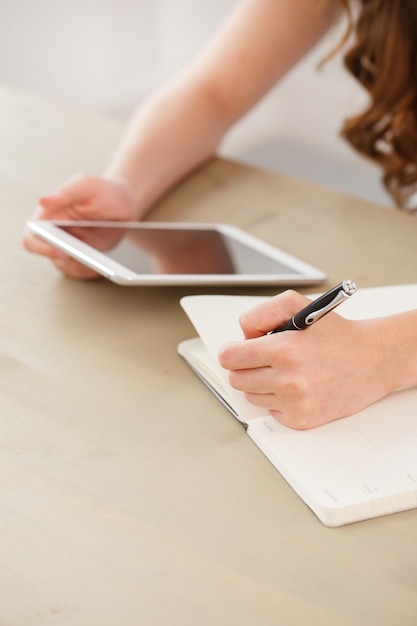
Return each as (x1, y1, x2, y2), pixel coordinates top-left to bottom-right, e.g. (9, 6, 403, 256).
(106, 0, 341, 216)
(218, 290, 417, 429)
(23, 0, 340, 277)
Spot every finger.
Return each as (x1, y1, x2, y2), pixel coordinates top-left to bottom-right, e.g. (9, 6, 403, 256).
(38, 174, 95, 214)
(23, 226, 99, 278)
(239, 290, 312, 338)
(219, 334, 281, 370)
(22, 230, 62, 258)
(52, 256, 100, 280)
(39, 191, 81, 212)
(228, 366, 275, 394)
(28, 202, 58, 221)
(243, 390, 277, 409)
(269, 409, 313, 431)
(38, 194, 66, 211)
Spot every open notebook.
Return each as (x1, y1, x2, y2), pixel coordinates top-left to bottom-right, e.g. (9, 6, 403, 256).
(178, 284, 417, 527)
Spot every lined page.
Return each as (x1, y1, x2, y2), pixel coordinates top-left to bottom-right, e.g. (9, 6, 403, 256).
(247, 390, 417, 526)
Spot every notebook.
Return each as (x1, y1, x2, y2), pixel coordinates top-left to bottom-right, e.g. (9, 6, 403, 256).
(178, 284, 417, 527)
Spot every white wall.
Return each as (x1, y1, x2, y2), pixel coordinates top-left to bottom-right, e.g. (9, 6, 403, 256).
(0, 0, 391, 207)
(0, 0, 236, 115)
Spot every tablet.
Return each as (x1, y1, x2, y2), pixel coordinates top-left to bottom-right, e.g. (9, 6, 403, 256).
(27, 220, 326, 286)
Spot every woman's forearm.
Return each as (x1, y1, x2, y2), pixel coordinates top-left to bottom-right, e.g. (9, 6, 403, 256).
(105, 75, 232, 218)
(105, 0, 341, 219)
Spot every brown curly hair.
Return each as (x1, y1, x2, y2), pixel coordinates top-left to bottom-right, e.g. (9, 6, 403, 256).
(337, 0, 417, 208)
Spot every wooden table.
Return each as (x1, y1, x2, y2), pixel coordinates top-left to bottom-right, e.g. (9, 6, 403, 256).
(1, 82, 416, 626)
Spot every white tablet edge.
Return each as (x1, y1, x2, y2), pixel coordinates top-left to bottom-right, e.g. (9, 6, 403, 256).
(26, 220, 327, 286)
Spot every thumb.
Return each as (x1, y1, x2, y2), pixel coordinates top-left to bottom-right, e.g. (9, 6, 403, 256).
(38, 174, 95, 212)
(38, 193, 67, 212)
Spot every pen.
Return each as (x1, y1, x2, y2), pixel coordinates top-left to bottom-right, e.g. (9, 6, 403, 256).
(269, 279, 357, 333)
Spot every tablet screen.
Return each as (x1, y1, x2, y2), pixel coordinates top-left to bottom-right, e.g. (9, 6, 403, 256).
(56, 223, 300, 276)
(27, 220, 326, 285)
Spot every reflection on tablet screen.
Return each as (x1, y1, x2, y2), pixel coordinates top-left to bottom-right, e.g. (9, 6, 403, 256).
(58, 225, 300, 276)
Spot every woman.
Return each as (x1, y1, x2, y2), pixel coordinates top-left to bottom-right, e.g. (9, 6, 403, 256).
(23, 0, 417, 428)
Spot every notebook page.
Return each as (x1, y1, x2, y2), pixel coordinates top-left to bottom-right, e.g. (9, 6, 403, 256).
(247, 389, 417, 525)
(180, 295, 268, 422)
(338, 283, 417, 319)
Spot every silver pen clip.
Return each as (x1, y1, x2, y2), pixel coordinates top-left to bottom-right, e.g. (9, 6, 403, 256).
(304, 279, 357, 326)
(304, 290, 350, 325)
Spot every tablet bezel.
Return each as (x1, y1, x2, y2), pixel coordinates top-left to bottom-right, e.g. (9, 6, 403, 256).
(27, 220, 326, 286)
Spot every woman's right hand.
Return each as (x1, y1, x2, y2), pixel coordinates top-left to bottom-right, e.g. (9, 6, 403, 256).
(22, 174, 138, 279)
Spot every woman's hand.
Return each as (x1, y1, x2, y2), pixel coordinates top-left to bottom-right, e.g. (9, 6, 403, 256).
(218, 290, 400, 430)
(22, 174, 137, 279)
